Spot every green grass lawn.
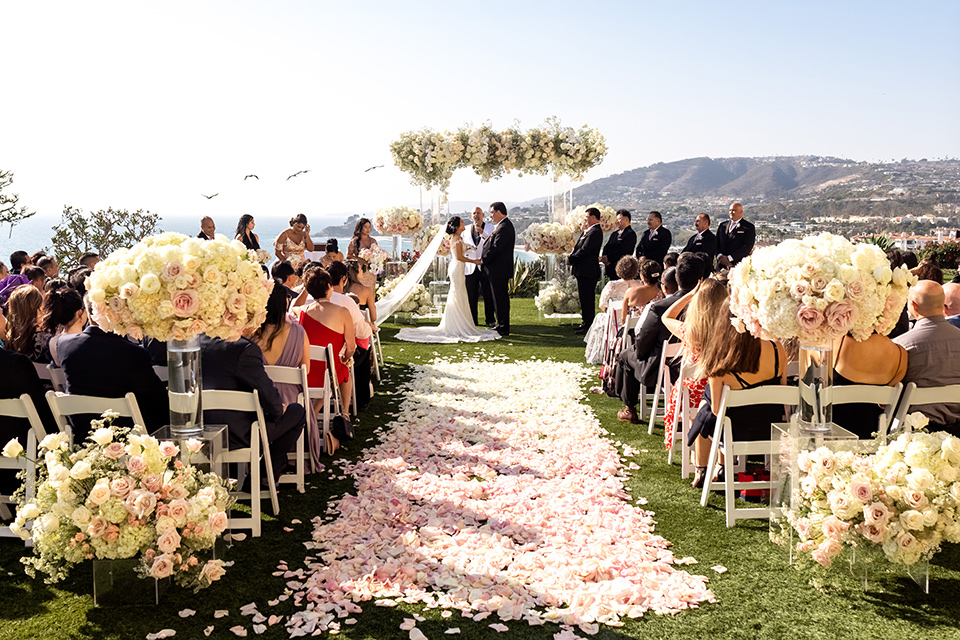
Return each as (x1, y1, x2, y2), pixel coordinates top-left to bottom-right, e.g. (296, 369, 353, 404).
(2, 298, 960, 640)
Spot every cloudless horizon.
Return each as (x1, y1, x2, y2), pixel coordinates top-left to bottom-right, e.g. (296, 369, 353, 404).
(3, 1, 958, 227)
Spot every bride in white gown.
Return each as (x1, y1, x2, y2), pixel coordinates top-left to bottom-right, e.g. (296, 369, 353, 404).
(396, 217, 501, 344)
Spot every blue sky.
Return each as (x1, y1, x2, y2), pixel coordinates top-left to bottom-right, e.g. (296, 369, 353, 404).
(2, 1, 957, 224)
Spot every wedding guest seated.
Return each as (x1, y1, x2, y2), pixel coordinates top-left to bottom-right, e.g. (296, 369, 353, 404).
(328, 261, 372, 410)
(79, 252, 100, 269)
(687, 296, 787, 488)
(944, 283, 960, 329)
(4, 286, 52, 363)
(321, 238, 344, 268)
(584, 256, 640, 364)
(344, 260, 378, 325)
(663, 252, 679, 268)
(830, 329, 907, 438)
(620, 258, 663, 320)
(58, 299, 169, 439)
(0, 345, 57, 493)
(9, 250, 31, 274)
(0, 261, 7, 279)
(201, 330, 307, 483)
(41, 285, 86, 367)
(24, 266, 47, 291)
(912, 258, 943, 283)
(614, 253, 704, 424)
(661, 266, 679, 296)
(37, 256, 58, 279)
(299, 265, 355, 415)
(271, 261, 300, 301)
(893, 280, 960, 434)
(67, 266, 92, 297)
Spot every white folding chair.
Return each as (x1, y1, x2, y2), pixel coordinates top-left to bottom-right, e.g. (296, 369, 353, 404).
(45, 391, 147, 444)
(831, 383, 903, 439)
(306, 345, 335, 455)
(0, 394, 48, 541)
(648, 340, 683, 434)
(264, 364, 310, 489)
(700, 384, 800, 527)
(153, 365, 169, 383)
(203, 389, 279, 538)
(363, 308, 382, 383)
(46, 364, 67, 393)
(33, 362, 52, 382)
(666, 358, 699, 479)
(890, 382, 960, 437)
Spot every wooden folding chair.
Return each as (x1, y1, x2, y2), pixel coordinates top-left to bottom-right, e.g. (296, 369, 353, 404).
(203, 388, 279, 537)
(46, 364, 67, 393)
(264, 364, 310, 489)
(306, 344, 335, 455)
(831, 383, 903, 439)
(45, 391, 147, 444)
(0, 394, 48, 542)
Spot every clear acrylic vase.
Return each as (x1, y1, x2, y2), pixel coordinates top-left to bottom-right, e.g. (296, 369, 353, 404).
(168, 335, 203, 437)
(798, 344, 833, 433)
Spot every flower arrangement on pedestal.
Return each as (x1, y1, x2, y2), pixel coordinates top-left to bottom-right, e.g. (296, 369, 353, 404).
(373, 206, 424, 236)
(359, 244, 390, 275)
(563, 204, 618, 234)
(786, 414, 960, 567)
(535, 277, 581, 315)
(3, 412, 233, 590)
(84, 233, 274, 342)
(729, 233, 915, 344)
(412, 225, 452, 256)
(523, 223, 576, 255)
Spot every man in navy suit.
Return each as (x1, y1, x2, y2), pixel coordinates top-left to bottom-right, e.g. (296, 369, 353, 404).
(716, 203, 756, 268)
(200, 334, 306, 482)
(480, 202, 515, 336)
(681, 213, 718, 262)
(601, 209, 637, 280)
(568, 207, 603, 334)
(636, 211, 672, 265)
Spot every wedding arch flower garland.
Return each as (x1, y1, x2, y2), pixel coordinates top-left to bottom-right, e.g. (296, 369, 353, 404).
(390, 118, 608, 200)
(728, 233, 916, 346)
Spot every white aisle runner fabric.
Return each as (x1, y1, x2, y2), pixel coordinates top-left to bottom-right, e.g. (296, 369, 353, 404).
(287, 358, 715, 636)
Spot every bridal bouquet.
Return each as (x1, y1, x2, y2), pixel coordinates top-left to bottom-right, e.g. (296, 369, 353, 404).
(786, 414, 960, 567)
(524, 223, 576, 255)
(535, 277, 581, 315)
(359, 244, 390, 275)
(729, 233, 916, 345)
(4, 412, 234, 590)
(373, 206, 424, 236)
(564, 204, 618, 233)
(412, 225, 452, 256)
(85, 232, 273, 342)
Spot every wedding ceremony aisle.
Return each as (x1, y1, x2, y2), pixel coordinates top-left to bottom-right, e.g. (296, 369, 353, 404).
(3, 300, 960, 640)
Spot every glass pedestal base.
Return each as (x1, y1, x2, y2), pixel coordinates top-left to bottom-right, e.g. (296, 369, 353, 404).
(150, 424, 228, 478)
(93, 558, 167, 607)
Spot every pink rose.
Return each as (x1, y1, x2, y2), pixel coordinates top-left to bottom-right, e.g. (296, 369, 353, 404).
(125, 489, 157, 519)
(167, 484, 188, 500)
(187, 272, 203, 289)
(850, 481, 873, 503)
(87, 516, 109, 538)
(103, 442, 127, 459)
(200, 559, 226, 583)
(167, 499, 190, 524)
(846, 280, 865, 299)
(789, 281, 809, 300)
(150, 554, 175, 579)
(158, 441, 180, 458)
(157, 528, 182, 554)
(821, 515, 849, 540)
(188, 319, 206, 335)
(819, 537, 843, 559)
(226, 292, 246, 314)
(811, 549, 832, 567)
(858, 521, 886, 543)
(241, 279, 258, 296)
(110, 476, 136, 499)
(863, 501, 892, 525)
(126, 325, 144, 341)
(162, 262, 184, 282)
(904, 489, 929, 510)
(796, 304, 825, 333)
(108, 296, 125, 312)
(171, 325, 188, 341)
(825, 302, 858, 336)
(126, 456, 147, 475)
(208, 511, 228, 535)
(185, 439, 203, 454)
(810, 275, 829, 292)
(171, 290, 200, 318)
(141, 474, 162, 493)
(897, 531, 918, 552)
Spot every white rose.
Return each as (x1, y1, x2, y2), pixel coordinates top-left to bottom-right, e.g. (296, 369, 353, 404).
(2, 439, 23, 458)
(838, 264, 858, 282)
(907, 469, 935, 492)
(40, 433, 69, 451)
(40, 513, 60, 533)
(21, 503, 41, 520)
(900, 510, 926, 531)
(90, 427, 114, 446)
(48, 464, 70, 485)
(70, 460, 93, 480)
(823, 279, 846, 303)
(71, 505, 93, 527)
(140, 273, 162, 295)
(873, 266, 892, 285)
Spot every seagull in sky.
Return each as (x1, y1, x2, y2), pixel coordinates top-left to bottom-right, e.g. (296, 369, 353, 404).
(365, 165, 384, 172)
(201, 193, 219, 199)
(286, 170, 310, 180)
(244, 174, 258, 180)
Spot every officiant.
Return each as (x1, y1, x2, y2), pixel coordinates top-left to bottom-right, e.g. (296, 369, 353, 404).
(568, 207, 603, 335)
(463, 207, 496, 327)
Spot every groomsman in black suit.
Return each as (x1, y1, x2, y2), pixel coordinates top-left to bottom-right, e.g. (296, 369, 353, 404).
(681, 213, 718, 262)
(601, 209, 637, 280)
(716, 202, 756, 268)
(568, 207, 603, 334)
(481, 202, 515, 336)
(636, 211, 672, 265)
(197, 216, 216, 240)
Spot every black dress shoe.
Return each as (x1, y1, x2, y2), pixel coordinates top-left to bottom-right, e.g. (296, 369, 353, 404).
(486, 323, 497, 328)
(496, 327, 510, 336)
(574, 327, 588, 335)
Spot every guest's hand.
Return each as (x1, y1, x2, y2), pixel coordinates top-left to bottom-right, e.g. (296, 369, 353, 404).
(718, 255, 731, 268)
(600, 256, 609, 265)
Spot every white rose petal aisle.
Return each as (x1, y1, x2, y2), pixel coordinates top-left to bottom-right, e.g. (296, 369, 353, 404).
(285, 358, 714, 636)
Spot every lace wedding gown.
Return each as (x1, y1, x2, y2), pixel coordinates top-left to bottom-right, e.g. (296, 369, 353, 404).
(395, 239, 501, 344)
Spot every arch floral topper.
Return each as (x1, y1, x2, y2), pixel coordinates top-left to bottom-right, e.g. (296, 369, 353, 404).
(389, 118, 607, 199)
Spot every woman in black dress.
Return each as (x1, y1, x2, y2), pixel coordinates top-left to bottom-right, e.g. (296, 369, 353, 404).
(235, 214, 260, 251)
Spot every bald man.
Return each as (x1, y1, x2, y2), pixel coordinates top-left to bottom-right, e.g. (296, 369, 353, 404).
(716, 202, 756, 268)
(198, 216, 216, 240)
(944, 282, 960, 330)
(893, 280, 960, 432)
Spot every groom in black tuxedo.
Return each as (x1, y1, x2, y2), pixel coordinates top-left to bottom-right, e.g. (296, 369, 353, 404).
(481, 202, 515, 336)
(567, 207, 603, 334)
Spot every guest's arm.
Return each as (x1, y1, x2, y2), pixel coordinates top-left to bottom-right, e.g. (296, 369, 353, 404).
(341, 307, 356, 362)
(662, 288, 697, 339)
(274, 231, 288, 262)
(304, 226, 314, 252)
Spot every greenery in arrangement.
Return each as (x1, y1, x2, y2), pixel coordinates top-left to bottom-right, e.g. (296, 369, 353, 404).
(2, 300, 960, 640)
(50, 205, 162, 267)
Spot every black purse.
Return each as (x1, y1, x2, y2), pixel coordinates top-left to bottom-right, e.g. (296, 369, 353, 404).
(326, 346, 355, 442)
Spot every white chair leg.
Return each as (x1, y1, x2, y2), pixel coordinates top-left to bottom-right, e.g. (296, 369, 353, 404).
(700, 421, 724, 507)
(724, 420, 737, 527)
(250, 429, 261, 538)
(648, 366, 663, 435)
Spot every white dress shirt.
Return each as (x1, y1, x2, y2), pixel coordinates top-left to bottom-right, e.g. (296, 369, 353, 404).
(462, 221, 494, 276)
(330, 291, 372, 341)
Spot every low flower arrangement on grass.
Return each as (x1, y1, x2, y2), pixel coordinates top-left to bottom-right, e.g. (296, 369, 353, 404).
(535, 277, 581, 315)
(785, 414, 960, 567)
(3, 412, 234, 591)
(376, 277, 432, 316)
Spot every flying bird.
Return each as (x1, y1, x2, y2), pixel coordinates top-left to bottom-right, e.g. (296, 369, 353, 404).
(286, 170, 310, 180)
(365, 165, 384, 172)
(244, 174, 258, 180)
(201, 193, 219, 199)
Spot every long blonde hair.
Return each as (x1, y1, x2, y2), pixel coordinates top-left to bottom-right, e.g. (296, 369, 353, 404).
(683, 278, 729, 358)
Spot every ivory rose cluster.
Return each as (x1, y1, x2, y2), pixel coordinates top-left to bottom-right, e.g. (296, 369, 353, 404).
(524, 223, 575, 255)
(85, 232, 273, 342)
(564, 203, 618, 234)
(373, 206, 424, 236)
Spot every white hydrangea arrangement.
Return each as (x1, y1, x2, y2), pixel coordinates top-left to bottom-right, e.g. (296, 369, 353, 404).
(535, 277, 581, 315)
(373, 206, 424, 236)
(358, 243, 390, 275)
(376, 277, 432, 315)
(85, 232, 274, 342)
(786, 414, 960, 567)
(729, 233, 916, 345)
(3, 412, 234, 590)
(563, 203, 618, 234)
(524, 223, 576, 255)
